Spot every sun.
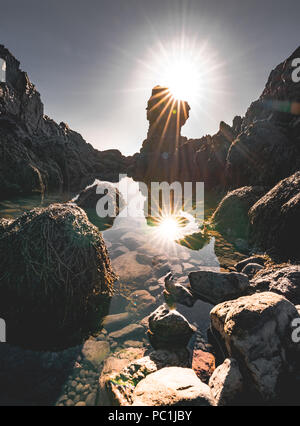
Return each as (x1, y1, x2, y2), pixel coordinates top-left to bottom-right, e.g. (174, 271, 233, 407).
(158, 216, 182, 240)
(160, 56, 201, 101)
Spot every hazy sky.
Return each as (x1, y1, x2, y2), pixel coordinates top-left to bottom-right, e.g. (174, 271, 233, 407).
(1, 0, 299, 155)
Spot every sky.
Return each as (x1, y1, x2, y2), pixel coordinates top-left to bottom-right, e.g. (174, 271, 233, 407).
(0, 0, 299, 155)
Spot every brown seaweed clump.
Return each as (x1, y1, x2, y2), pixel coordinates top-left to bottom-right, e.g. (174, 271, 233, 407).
(0, 203, 116, 349)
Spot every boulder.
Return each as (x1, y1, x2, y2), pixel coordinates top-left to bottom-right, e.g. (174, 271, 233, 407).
(211, 186, 266, 239)
(112, 251, 152, 283)
(192, 349, 216, 384)
(209, 358, 243, 406)
(250, 265, 300, 305)
(81, 339, 110, 369)
(188, 270, 250, 305)
(99, 349, 188, 406)
(98, 347, 146, 406)
(249, 172, 300, 261)
(210, 292, 300, 401)
(102, 312, 132, 332)
(126, 290, 156, 314)
(132, 367, 215, 406)
(0, 203, 115, 348)
(75, 181, 124, 210)
(147, 305, 196, 350)
(109, 324, 145, 341)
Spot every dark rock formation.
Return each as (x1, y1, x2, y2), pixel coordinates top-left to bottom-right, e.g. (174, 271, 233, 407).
(0, 203, 116, 348)
(226, 46, 300, 189)
(188, 270, 250, 305)
(0, 45, 127, 200)
(147, 304, 196, 350)
(211, 186, 266, 239)
(141, 86, 190, 154)
(249, 171, 300, 260)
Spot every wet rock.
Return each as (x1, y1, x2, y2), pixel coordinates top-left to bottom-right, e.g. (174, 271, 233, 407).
(148, 285, 162, 296)
(192, 349, 216, 384)
(0, 203, 115, 348)
(209, 358, 243, 406)
(189, 270, 250, 305)
(241, 262, 264, 278)
(102, 312, 131, 332)
(147, 304, 196, 350)
(212, 186, 266, 239)
(210, 292, 300, 402)
(132, 367, 215, 406)
(124, 340, 144, 348)
(250, 265, 300, 305)
(112, 251, 152, 283)
(75, 401, 86, 406)
(249, 172, 300, 261)
(109, 324, 145, 341)
(81, 339, 110, 369)
(234, 255, 266, 272)
(98, 347, 146, 406)
(85, 392, 97, 406)
(127, 290, 156, 314)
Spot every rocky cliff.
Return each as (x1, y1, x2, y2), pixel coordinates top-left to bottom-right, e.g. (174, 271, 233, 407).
(0, 45, 127, 199)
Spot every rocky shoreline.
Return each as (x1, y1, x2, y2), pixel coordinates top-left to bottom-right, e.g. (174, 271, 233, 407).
(0, 43, 299, 406)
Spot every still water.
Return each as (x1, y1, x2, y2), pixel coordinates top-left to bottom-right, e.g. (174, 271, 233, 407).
(0, 177, 244, 405)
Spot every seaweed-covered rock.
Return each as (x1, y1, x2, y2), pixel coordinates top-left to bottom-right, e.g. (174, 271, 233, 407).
(211, 186, 266, 239)
(0, 203, 116, 348)
(249, 172, 300, 261)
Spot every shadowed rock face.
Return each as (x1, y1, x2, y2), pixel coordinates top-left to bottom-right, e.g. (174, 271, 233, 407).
(141, 86, 190, 154)
(0, 44, 127, 200)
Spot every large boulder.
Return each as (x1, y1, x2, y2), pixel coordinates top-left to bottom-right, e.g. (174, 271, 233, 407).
(250, 265, 300, 305)
(188, 270, 250, 305)
(99, 349, 188, 406)
(211, 186, 266, 239)
(147, 305, 196, 350)
(0, 203, 116, 348)
(210, 292, 300, 402)
(75, 181, 125, 214)
(209, 358, 243, 406)
(132, 367, 215, 406)
(249, 172, 300, 261)
(98, 347, 146, 406)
